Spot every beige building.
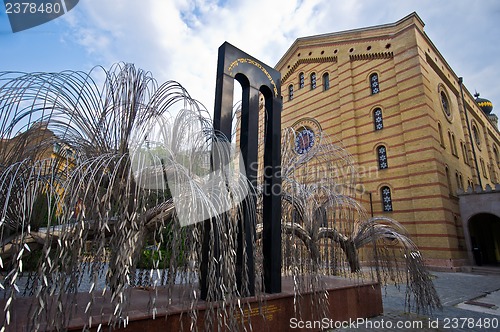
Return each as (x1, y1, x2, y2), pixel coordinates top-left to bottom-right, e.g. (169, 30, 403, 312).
(275, 12, 500, 269)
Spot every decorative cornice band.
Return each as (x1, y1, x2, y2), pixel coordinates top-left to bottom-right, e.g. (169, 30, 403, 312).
(349, 52, 394, 61)
(282, 56, 338, 83)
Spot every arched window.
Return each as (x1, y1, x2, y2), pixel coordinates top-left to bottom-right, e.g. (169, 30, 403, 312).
(373, 108, 383, 130)
(472, 124, 481, 147)
(460, 141, 468, 164)
(53, 142, 61, 154)
(288, 84, 294, 101)
(451, 133, 457, 155)
(455, 172, 463, 190)
(381, 186, 393, 212)
(310, 72, 316, 90)
(447, 131, 452, 152)
(322, 72, 330, 91)
(438, 122, 445, 147)
(493, 145, 499, 167)
(480, 158, 487, 178)
(299, 72, 305, 89)
(488, 164, 494, 181)
(377, 145, 388, 169)
(459, 174, 464, 190)
(370, 73, 380, 94)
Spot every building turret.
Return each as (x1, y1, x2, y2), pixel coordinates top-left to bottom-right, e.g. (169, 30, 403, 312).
(475, 92, 498, 128)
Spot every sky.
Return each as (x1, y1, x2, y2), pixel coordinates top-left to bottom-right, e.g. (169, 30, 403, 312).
(1, 0, 500, 116)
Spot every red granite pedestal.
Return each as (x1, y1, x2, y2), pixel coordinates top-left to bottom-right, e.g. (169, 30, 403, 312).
(2, 276, 382, 331)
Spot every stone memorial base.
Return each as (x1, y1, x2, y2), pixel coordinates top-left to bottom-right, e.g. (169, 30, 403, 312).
(2, 276, 382, 331)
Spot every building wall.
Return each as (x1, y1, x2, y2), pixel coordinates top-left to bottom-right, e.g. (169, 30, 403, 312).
(275, 12, 500, 269)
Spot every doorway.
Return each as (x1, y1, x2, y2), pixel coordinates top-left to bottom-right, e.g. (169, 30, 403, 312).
(469, 213, 500, 266)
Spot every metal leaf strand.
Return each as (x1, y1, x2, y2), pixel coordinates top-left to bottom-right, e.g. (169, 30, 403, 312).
(0, 64, 440, 331)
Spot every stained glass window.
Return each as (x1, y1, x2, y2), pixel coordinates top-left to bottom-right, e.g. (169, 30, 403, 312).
(440, 91, 450, 116)
(295, 128, 315, 154)
(311, 73, 316, 90)
(381, 186, 393, 212)
(299, 72, 305, 89)
(373, 108, 383, 130)
(370, 73, 380, 94)
(377, 145, 388, 169)
(288, 84, 294, 101)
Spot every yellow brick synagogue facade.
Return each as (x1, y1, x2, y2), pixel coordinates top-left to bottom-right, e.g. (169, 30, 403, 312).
(275, 12, 500, 269)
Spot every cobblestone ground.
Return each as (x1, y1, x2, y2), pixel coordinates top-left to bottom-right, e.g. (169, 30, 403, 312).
(334, 271, 500, 331)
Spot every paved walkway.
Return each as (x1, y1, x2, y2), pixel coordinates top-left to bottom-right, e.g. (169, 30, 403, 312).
(336, 270, 500, 331)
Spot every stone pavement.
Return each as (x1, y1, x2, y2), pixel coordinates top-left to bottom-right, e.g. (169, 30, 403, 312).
(335, 270, 500, 331)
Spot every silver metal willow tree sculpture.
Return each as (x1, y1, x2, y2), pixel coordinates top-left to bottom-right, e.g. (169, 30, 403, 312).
(0, 64, 440, 331)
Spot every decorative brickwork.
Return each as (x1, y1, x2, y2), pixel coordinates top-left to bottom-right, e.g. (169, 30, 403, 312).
(276, 12, 500, 268)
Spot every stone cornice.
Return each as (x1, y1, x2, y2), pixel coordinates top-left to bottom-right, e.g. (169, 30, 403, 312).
(349, 52, 394, 61)
(281, 56, 337, 84)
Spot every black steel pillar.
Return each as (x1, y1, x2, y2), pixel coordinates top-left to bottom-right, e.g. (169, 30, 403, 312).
(262, 85, 282, 294)
(200, 42, 282, 299)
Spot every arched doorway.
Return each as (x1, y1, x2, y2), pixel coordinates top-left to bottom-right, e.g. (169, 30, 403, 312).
(469, 213, 500, 266)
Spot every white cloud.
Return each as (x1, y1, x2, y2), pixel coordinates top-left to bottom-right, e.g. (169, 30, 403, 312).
(58, 0, 500, 114)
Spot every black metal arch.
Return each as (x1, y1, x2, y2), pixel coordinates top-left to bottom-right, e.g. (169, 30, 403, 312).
(201, 42, 282, 299)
